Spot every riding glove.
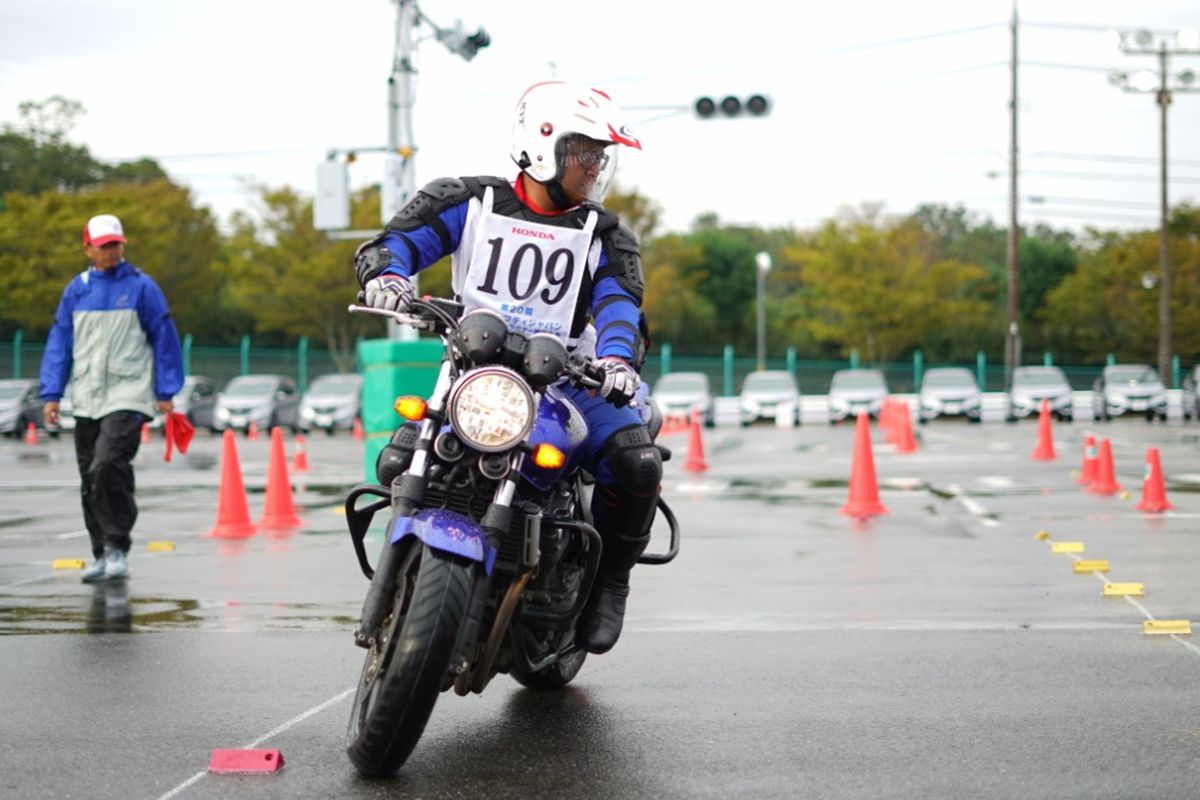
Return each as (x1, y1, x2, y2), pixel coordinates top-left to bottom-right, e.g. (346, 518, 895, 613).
(363, 275, 414, 312)
(596, 358, 640, 408)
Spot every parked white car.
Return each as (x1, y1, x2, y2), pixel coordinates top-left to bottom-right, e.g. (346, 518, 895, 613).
(918, 367, 982, 424)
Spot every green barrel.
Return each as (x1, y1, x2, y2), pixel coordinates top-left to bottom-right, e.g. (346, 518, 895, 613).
(357, 338, 444, 481)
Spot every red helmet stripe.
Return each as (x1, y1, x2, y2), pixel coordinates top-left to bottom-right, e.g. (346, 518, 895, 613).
(608, 123, 642, 150)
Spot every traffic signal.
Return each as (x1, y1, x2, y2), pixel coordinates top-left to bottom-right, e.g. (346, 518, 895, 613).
(694, 94, 771, 118)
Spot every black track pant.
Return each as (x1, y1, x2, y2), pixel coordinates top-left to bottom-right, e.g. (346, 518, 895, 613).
(74, 411, 146, 557)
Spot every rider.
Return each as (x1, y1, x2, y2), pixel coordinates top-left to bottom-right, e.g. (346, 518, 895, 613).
(354, 81, 660, 655)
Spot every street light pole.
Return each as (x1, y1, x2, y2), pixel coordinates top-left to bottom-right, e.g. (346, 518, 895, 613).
(1110, 27, 1200, 385)
(1156, 45, 1171, 386)
(1005, 0, 1020, 388)
(755, 252, 772, 371)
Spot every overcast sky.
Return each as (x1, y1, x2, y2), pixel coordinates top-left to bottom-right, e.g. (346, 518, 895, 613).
(2, 0, 1199, 236)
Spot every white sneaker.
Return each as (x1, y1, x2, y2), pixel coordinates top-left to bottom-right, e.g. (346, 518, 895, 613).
(80, 557, 106, 584)
(102, 548, 130, 581)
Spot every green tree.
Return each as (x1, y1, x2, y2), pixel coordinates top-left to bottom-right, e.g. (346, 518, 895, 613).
(0, 180, 224, 339)
(225, 185, 394, 369)
(0, 97, 167, 210)
(1041, 217, 1200, 365)
(791, 207, 995, 363)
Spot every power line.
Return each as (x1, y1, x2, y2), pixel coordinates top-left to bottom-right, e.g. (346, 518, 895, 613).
(1014, 169, 1200, 184)
(822, 21, 1005, 55)
(1028, 151, 1200, 168)
(1025, 195, 1160, 209)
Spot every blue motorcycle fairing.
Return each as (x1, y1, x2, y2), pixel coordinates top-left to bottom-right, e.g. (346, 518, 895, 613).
(389, 508, 497, 575)
(519, 384, 589, 491)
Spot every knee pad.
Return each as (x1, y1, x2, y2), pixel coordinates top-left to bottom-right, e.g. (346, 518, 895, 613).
(375, 423, 419, 485)
(604, 425, 663, 496)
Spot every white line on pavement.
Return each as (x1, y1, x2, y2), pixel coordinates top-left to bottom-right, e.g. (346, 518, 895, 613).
(151, 687, 355, 800)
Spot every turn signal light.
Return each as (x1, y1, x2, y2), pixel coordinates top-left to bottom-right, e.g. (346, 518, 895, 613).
(394, 396, 428, 421)
(531, 443, 566, 469)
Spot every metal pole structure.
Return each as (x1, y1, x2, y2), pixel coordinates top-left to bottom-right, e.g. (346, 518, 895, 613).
(755, 252, 772, 371)
(1156, 46, 1172, 385)
(1005, 0, 1020, 386)
(388, 0, 418, 219)
(388, 0, 419, 342)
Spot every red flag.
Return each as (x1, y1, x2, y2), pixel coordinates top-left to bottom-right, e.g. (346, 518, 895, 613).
(164, 412, 195, 462)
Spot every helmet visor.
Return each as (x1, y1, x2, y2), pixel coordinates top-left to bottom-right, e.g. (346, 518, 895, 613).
(554, 134, 618, 204)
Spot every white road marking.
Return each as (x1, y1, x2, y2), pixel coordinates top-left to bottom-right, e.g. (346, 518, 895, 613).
(152, 687, 355, 800)
(1073, 555, 1200, 659)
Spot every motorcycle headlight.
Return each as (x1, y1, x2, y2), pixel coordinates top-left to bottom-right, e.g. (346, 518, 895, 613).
(448, 366, 535, 452)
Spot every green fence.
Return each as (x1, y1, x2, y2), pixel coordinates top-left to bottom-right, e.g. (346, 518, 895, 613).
(0, 334, 1181, 394)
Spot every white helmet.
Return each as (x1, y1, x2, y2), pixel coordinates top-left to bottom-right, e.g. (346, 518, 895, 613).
(511, 81, 642, 206)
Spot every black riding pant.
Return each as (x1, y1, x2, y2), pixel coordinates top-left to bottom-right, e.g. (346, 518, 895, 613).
(74, 411, 146, 557)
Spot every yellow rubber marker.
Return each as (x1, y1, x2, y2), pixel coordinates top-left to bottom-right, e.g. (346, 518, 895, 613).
(1104, 582, 1145, 597)
(52, 558, 85, 570)
(1073, 560, 1110, 574)
(146, 541, 175, 552)
(1050, 541, 1085, 554)
(1144, 620, 1191, 636)
(334, 506, 346, 516)
(1035, 530, 1051, 541)
(1119, 490, 1132, 501)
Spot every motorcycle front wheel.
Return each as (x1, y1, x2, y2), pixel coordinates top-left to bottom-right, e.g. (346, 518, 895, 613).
(346, 542, 473, 777)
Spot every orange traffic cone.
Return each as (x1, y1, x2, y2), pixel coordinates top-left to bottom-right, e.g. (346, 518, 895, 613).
(1031, 399, 1056, 460)
(24, 421, 38, 445)
(247, 421, 260, 441)
(1078, 434, 1097, 485)
(881, 400, 899, 443)
(683, 409, 708, 473)
(1136, 446, 1173, 512)
(894, 402, 918, 453)
(291, 433, 310, 472)
(1088, 437, 1122, 496)
(259, 427, 302, 531)
(206, 429, 257, 539)
(841, 412, 888, 518)
(352, 417, 365, 441)
(141, 422, 151, 444)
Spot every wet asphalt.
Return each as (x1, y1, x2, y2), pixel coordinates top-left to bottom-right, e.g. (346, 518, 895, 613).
(3, 409, 1200, 799)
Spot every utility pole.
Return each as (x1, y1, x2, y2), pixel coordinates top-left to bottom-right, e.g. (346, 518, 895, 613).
(1004, 0, 1020, 387)
(384, 0, 418, 226)
(1109, 28, 1200, 385)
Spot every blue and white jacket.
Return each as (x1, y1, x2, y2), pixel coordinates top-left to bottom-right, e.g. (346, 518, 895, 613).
(40, 261, 184, 419)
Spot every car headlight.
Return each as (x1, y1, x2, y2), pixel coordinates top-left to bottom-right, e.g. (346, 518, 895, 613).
(448, 366, 535, 452)
(216, 407, 230, 420)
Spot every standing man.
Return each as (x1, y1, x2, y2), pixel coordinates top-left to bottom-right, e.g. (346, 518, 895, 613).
(40, 214, 184, 583)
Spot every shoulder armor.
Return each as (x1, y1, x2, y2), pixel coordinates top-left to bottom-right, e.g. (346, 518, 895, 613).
(384, 177, 476, 233)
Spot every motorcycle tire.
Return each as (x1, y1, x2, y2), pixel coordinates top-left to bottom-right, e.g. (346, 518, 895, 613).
(346, 542, 473, 777)
(510, 648, 587, 691)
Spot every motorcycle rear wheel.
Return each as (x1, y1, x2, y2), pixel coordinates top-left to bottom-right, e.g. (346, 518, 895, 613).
(346, 542, 472, 776)
(510, 647, 587, 690)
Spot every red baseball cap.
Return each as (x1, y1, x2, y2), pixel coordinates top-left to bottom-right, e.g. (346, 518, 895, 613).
(83, 214, 126, 246)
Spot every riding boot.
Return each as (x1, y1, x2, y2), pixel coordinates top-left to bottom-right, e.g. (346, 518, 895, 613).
(577, 529, 650, 654)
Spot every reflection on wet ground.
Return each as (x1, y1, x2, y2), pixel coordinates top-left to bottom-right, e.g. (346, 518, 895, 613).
(0, 586, 357, 636)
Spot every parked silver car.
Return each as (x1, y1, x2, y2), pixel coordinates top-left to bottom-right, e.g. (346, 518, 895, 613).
(1181, 364, 1200, 422)
(651, 371, 714, 428)
(150, 375, 218, 430)
(1092, 363, 1167, 422)
(213, 374, 301, 434)
(739, 370, 802, 426)
(300, 373, 363, 434)
(918, 367, 981, 424)
(826, 368, 889, 424)
(1005, 366, 1073, 422)
(0, 379, 45, 436)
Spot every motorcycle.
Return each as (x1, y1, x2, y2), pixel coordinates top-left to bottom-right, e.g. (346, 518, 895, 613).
(342, 297, 680, 777)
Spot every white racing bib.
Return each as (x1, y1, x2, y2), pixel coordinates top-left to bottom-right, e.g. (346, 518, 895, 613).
(456, 187, 598, 345)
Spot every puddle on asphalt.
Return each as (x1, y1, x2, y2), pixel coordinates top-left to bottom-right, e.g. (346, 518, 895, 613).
(0, 589, 357, 635)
